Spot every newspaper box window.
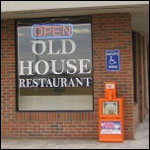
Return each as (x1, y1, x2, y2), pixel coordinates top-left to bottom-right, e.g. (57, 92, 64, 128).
(103, 102, 118, 115)
(16, 16, 93, 111)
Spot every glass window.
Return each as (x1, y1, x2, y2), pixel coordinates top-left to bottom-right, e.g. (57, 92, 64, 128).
(102, 102, 118, 115)
(17, 16, 93, 111)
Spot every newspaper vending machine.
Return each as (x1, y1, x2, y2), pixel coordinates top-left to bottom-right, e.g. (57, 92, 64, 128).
(98, 82, 124, 142)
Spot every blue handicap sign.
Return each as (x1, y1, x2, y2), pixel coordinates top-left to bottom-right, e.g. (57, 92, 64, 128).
(106, 50, 120, 71)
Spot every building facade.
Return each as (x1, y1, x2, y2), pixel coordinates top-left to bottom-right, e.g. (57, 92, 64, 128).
(1, 1, 149, 140)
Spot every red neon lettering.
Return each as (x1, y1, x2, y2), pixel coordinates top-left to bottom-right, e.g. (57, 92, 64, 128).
(63, 25, 71, 36)
(52, 26, 61, 36)
(43, 26, 52, 36)
(33, 26, 43, 37)
(33, 24, 72, 38)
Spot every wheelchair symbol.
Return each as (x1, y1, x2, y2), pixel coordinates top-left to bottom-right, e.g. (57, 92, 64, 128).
(109, 56, 117, 65)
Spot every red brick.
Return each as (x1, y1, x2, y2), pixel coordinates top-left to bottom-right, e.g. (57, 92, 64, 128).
(1, 13, 135, 139)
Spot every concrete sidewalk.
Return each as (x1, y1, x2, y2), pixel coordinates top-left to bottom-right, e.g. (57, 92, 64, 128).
(1, 115, 149, 149)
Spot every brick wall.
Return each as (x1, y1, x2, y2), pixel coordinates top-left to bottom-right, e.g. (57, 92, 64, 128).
(133, 32, 149, 127)
(1, 13, 134, 139)
(93, 13, 134, 140)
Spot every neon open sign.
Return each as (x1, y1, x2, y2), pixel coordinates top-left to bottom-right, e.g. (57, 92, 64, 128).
(31, 24, 73, 39)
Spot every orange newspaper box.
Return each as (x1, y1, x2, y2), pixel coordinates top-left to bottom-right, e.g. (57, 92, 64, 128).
(98, 82, 124, 142)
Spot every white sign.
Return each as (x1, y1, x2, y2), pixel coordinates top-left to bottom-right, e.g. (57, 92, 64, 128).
(101, 121, 121, 134)
(105, 83, 115, 89)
